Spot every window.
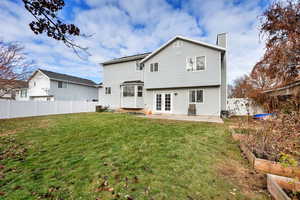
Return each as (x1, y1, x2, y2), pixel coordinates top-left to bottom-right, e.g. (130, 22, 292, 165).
(156, 94, 162, 110)
(173, 40, 182, 48)
(186, 56, 206, 71)
(165, 94, 171, 111)
(137, 86, 143, 97)
(136, 61, 143, 71)
(58, 81, 67, 88)
(20, 89, 27, 98)
(105, 87, 111, 95)
(150, 63, 159, 72)
(186, 57, 194, 71)
(189, 89, 203, 103)
(123, 85, 135, 97)
(196, 56, 205, 70)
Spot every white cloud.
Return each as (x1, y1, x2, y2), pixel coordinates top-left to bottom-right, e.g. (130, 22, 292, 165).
(0, 0, 268, 83)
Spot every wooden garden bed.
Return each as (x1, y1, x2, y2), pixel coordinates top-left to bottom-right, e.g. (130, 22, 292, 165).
(231, 131, 300, 178)
(267, 174, 300, 200)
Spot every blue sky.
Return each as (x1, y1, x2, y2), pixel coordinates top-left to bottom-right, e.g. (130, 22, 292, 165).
(0, 0, 271, 83)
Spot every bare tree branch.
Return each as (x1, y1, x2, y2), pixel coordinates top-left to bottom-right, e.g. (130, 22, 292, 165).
(22, 0, 91, 59)
(0, 40, 34, 97)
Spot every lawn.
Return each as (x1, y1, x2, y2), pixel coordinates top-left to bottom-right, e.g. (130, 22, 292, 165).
(0, 113, 268, 199)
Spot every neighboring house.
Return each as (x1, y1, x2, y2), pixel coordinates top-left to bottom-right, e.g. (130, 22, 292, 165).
(99, 34, 227, 116)
(28, 69, 98, 101)
(0, 79, 28, 101)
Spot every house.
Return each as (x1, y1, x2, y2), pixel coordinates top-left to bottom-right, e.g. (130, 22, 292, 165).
(99, 34, 227, 116)
(28, 69, 98, 101)
(0, 79, 28, 101)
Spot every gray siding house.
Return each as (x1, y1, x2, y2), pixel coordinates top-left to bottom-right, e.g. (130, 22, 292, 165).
(28, 69, 98, 101)
(99, 34, 227, 116)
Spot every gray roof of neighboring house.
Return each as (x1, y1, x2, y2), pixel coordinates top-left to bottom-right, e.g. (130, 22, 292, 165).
(38, 69, 97, 87)
(101, 52, 151, 66)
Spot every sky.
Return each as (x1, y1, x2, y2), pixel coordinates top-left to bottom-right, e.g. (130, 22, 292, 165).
(0, 0, 272, 84)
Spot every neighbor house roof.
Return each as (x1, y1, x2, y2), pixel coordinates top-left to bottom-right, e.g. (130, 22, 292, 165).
(140, 36, 226, 64)
(101, 52, 151, 66)
(36, 69, 97, 87)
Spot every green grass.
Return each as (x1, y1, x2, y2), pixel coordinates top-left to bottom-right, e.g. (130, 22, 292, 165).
(0, 113, 267, 199)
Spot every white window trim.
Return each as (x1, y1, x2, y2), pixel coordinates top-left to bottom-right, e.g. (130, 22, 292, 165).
(186, 56, 206, 72)
(195, 56, 206, 71)
(150, 63, 159, 72)
(122, 85, 135, 97)
(137, 85, 143, 97)
(135, 61, 143, 72)
(105, 87, 111, 95)
(153, 92, 173, 113)
(188, 89, 204, 104)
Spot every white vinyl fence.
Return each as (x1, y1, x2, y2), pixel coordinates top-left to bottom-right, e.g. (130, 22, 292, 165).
(0, 100, 98, 119)
(227, 98, 264, 116)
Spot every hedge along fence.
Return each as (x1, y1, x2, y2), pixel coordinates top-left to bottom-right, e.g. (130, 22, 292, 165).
(0, 100, 98, 119)
(231, 131, 300, 179)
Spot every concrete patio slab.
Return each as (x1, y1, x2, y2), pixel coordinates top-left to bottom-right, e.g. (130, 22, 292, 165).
(138, 114, 224, 123)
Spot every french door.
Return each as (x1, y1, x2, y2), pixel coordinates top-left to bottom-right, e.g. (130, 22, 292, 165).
(155, 93, 172, 113)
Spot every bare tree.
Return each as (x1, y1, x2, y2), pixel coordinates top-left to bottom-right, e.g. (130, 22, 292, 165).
(230, 75, 253, 98)
(250, 63, 281, 90)
(0, 40, 34, 97)
(255, 0, 300, 85)
(22, 0, 90, 58)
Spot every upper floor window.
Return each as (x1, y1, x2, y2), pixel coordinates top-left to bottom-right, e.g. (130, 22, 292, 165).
(189, 89, 203, 103)
(105, 87, 111, 95)
(186, 56, 206, 71)
(136, 61, 143, 71)
(123, 85, 135, 97)
(150, 63, 159, 72)
(58, 81, 67, 88)
(137, 86, 143, 97)
(196, 56, 205, 70)
(21, 89, 27, 98)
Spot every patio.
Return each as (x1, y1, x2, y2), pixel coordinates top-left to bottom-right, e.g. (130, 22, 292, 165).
(138, 114, 224, 123)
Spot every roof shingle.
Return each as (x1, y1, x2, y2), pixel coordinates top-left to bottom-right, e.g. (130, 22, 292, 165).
(39, 69, 96, 86)
(101, 52, 151, 65)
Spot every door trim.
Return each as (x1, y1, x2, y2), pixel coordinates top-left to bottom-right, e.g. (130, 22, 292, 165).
(153, 92, 172, 113)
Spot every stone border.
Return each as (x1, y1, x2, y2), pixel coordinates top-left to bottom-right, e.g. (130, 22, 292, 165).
(267, 174, 300, 200)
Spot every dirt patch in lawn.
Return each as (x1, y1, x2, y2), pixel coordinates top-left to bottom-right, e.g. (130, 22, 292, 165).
(216, 159, 269, 199)
(36, 119, 51, 129)
(0, 119, 51, 137)
(0, 129, 18, 137)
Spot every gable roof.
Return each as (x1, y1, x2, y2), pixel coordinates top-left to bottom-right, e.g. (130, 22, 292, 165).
(36, 69, 97, 87)
(101, 52, 151, 66)
(140, 36, 226, 64)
